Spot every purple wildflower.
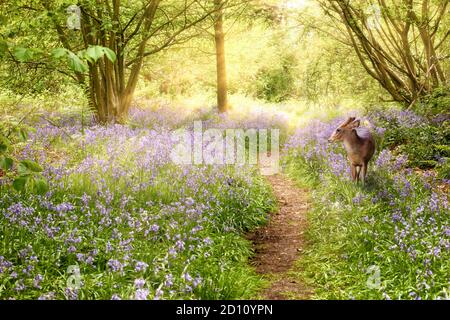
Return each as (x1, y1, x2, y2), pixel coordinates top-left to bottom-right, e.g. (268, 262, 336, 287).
(134, 278, 145, 289)
(135, 261, 149, 272)
(107, 259, 123, 273)
(134, 288, 149, 300)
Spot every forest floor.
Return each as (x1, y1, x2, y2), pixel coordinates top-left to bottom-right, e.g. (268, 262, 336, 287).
(247, 174, 313, 300)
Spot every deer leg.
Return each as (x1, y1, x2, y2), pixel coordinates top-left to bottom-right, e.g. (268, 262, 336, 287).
(351, 165, 357, 182)
(361, 163, 367, 185)
(355, 165, 361, 184)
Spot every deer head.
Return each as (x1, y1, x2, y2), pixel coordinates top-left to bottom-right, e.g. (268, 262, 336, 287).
(328, 117, 360, 142)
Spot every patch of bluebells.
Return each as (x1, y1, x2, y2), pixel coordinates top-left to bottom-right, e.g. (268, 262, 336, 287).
(283, 114, 372, 180)
(369, 109, 425, 129)
(284, 111, 449, 299)
(0, 107, 278, 300)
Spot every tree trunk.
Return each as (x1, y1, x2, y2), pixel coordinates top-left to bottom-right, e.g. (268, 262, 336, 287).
(80, 0, 160, 123)
(214, 0, 229, 113)
(87, 56, 144, 123)
(88, 62, 123, 123)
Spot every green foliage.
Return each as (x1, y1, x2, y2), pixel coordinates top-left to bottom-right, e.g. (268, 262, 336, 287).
(0, 156, 14, 170)
(1, 42, 116, 95)
(139, 4, 382, 107)
(0, 39, 7, 57)
(377, 117, 450, 169)
(0, 117, 48, 194)
(436, 158, 450, 180)
(50, 45, 117, 74)
(414, 86, 450, 117)
(13, 47, 40, 62)
(84, 46, 116, 63)
(256, 54, 296, 102)
(12, 158, 48, 194)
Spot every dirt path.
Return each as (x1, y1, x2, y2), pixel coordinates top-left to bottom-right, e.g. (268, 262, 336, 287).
(247, 174, 312, 300)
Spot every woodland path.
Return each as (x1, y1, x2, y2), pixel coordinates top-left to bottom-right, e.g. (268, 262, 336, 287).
(247, 174, 312, 300)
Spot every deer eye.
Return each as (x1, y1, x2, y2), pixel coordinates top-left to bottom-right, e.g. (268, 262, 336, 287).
(336, 128, 342, 133)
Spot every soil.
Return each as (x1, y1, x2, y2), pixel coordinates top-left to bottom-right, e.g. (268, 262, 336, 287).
(247, 174, 312, 300)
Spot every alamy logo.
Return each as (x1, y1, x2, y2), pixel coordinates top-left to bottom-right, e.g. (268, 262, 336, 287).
(366, 265, 381, 289)
(67, 5, 81, 30)
(170, 121, 280, 175)
(366, 4, 382, 30)
(66, 265, 81, 289)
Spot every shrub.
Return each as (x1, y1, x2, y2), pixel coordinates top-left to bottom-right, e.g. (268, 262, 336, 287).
(371, 109, 450, 169)
(255, 54, 296, 103)
(414, 86, 450, 118)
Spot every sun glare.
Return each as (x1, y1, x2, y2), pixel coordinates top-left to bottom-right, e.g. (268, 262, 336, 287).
(285, 0, 309, 9)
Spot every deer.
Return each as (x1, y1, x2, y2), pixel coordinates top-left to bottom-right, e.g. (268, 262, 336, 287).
(328, 117, 375, 184)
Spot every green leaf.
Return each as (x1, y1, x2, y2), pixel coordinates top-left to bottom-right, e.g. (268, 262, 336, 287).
(13, 47, 34, 62)
(102, 47, 116, 63)
(67, 51, 88, 73)
(0, 156, 13, 170)
(0, 39, 8, 58)
(13, 176, 28, 191)
(51, 48, 69, 60)
(19, 128, 28, 141)
(82, 46, 116, 63)
(20, 160, 43, 172)
(0, 15, 7, 26)
(85, 45, 104, 62)
(0, 143, 7, 153)
(34, 178, 49, 194)
(17, 162, 28, 174)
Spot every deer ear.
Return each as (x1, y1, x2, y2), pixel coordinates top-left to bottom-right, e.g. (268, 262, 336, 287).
(348, 120, 360, 129)
(339, 117, 356, 128)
